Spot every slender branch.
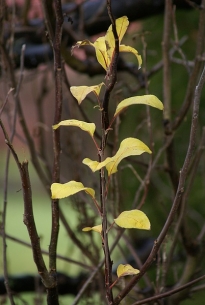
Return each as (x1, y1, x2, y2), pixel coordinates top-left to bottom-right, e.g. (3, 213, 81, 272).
(59, 209, 99, 265)
(162, 0, 179, 193)
(98, 1, 120, 304)
(71, 229, 125, 305)
(162, 0, 172, 124)
(1, 43, 26, 305)
(122, 234, 152, 288)
(71, 261, 104, 305)
(166, 127, 205, 269)
(1, 127, 16, 305)
(132, 134, 174, 209)
(0, 121, 52, 288)
(0, 232, 93, 270)
(47, 2, 63, 304)
(102, 0, 119, 135)
(130, 274, 205, 305)
(172, 0, 205, 131)
(41, 0, 55, 43)
(0, 43, 50, 188)
(114, 61, 205, 305)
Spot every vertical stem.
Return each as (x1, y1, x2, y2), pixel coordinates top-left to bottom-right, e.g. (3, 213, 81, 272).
(98, 1, 119, 303)
(99, 155, 113, 304)
(162, 0, 172, 124)
(0, 3, 15, 300)
(162, 0, 179, 195)
(114, 62, 205, 305)
(49, 0, 63, 293)
(0, 122, 54, 291)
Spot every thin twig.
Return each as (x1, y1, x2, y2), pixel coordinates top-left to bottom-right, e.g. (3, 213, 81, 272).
(71, 261, 104, 305)
(130, 274, 205, 305)
(162, 0, 172, 124)
(114, 58, 205, 305)
(0, 232, 92, 270)
(47, 2, 64, 304)
(71, 228, 126, 305)
(0, 120, 53, 288)
(0, 88, 14, 117)
(1, 43, 26, 305)
(132, 134, 174, 209)
(122, 235, 152, 288)
(0, 43, 50, 188)
(99, 1, 120, 303)
(172, 1, 205, 131)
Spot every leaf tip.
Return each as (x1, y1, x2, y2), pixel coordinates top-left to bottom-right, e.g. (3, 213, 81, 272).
(52, 124, 58, 130)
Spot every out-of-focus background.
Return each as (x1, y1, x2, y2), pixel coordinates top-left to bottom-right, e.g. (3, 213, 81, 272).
(1, 1, 205, 304)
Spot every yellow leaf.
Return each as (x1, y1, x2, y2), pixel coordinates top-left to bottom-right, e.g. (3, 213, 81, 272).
(94, 37, 109, 71)
(53, 119, 96, 137)
(82, 224, 102, 233)
(105, 138, 151, 175)
(83, 138, 151, 176)
(119, 45, 142, 69)
(82, 158, 100, 172)
(71, 39, 94, 53)
(51, 181, 95, 199)
(105, 16, 129, 64)
(72, 16, 142, 72)
(70, 83, 104, 104)
(53, 120, 96, 137)
(114, 210, 151, 230)
(114, 95, 164, 116)
(72, 37, 109, 71)
(117, 264, 140, 278)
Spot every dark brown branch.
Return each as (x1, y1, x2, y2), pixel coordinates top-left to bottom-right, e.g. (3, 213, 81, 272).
(0, 232, 93, 270)
(21, 161, 52, 286)
(48, 2, 64, 303)
(98, 1, 120, 304)
(71, 229, 125, 305)
(130, 274, 205, 305)
(71, 261, 104, 305)
(41, 0, 55, 43)
(0, 121, 53, 288)
(162, 0, 172, 124)
(172, 1, 205, 131)
(0, 43, 50, 189)
(1, 41, 26, 305)
(114, 54, 205, 305)
(1, 142, 16, 305)
(162, 1, 179, 192)
(102, 0, 119, 134)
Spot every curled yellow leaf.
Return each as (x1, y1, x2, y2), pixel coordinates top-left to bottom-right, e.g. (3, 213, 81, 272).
(82, 224, 102, 233)
(105, 16, 129, 64)
(53, 119, 96, 137)
(119, 45, 142, 69)
(71, 39, 94, 52)
(70, 83, 104, 104)
(114, 95, 164, 117)
(51, 181, 95, 199)
(114, 209, 151, 230)
(105, 137, 151, 176)
(117, 264, 140, 278)
(94, 37, 109, 71)
(72, 16, 142, 71)
(106, 16, 129, 47)
(83, 138, 151, 176)
(82, 158, 100, 171)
